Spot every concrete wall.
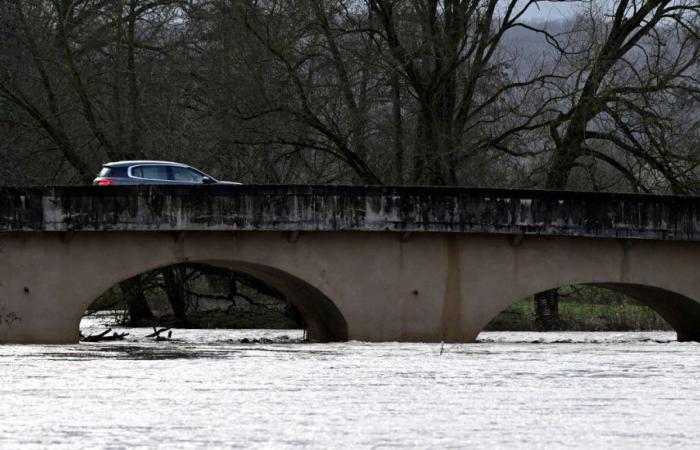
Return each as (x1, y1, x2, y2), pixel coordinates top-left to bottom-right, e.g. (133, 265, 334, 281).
(1, 185, 698, 240)
(1, 231, 699, 344)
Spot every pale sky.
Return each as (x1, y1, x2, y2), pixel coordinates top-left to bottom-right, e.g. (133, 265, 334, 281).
(513, 0, 581, 23)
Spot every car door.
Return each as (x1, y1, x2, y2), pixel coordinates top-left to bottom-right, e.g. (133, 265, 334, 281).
(170, 166, 207, 184)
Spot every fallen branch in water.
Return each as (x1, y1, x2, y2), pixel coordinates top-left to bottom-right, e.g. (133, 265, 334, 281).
(81, 328, 129, 342)
(146, 327, 171, 338)
(156, 330, 173, 341)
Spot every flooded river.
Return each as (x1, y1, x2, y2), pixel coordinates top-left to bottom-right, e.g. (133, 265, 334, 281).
(1, 323, 699, 448)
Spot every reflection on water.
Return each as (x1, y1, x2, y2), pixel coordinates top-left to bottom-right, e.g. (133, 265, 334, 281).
(0, 320, 698, 448)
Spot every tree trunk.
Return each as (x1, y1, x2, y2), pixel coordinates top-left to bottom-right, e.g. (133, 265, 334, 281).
(226, 273, 237, 308)
(535, 145, 580, 328)
(544, 144, 580, 190)
(119, 276, 154, 325)
(414, 101, 447, 185)
(534, 289, 559, 330)
(112, 0, 125, 151)
(390, 71, 404, 184)
(126, 0, 140, 159)
(162, 266, 189, 326)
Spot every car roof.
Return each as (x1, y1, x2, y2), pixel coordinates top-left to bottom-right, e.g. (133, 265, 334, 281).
(103, 160, 191, 168)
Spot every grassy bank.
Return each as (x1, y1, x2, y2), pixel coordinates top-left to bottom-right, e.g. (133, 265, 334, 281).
(90, 282, 671, 332)
(121, 299, 669, 332)
(485, 298, 671, 331)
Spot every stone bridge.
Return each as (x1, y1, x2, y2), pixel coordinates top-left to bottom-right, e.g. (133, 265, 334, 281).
(0, 185, 698, 344)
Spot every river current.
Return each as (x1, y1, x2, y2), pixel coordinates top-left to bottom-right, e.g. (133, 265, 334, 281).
(1, 321, 699, 449)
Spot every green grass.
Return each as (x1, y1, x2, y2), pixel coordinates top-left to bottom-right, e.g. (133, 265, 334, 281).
(485, 298, 671, 331)
(91, 283, 671, 332)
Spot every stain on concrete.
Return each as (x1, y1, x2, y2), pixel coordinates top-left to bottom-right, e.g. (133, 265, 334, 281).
(0, 299, 21, 329)
(0, 185, 697, 241)
(442, 235, 462, 342)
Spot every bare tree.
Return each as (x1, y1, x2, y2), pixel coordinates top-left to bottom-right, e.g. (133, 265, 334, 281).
(532, 0, 700, 192)
(0, 0, 186, 182)
(521, 0, 700, 326)
(366, 0, 565, 185)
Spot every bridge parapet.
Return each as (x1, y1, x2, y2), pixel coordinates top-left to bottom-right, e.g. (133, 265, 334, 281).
(0, 185, 698, 240)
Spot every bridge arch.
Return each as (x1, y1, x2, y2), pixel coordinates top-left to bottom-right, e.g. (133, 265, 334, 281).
(79, 259, 347, 342)
(476, 282, 700, 342)
(74, 249, 349, 343)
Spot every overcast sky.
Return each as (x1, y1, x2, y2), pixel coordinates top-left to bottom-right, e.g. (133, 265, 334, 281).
(515, 0, 580, 23)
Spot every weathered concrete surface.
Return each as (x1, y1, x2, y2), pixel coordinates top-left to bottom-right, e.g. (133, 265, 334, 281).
(0, 231, 699, 344)
(1, 185, 698, 240)
(0, 185, 699, 344)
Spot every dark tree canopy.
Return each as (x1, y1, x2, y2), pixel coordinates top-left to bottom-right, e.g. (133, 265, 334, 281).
(0, 0, 698, 192)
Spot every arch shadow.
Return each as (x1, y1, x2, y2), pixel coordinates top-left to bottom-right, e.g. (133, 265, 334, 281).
(82, 259, 348, 342)
(481, 282, 700, 342)
(590, 283, 700, 342)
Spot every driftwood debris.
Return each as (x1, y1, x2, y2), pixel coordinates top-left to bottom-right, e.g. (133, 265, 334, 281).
(146, 327, 173, 341)
(80, 328, 129, 342)
(239, 337, 274, 344)
(146, 327, 171, 338)
(79, 327, 173, 343)
(156, 331, 173, 341)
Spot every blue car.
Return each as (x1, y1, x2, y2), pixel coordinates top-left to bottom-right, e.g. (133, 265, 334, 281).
(93, 161, 240, 186)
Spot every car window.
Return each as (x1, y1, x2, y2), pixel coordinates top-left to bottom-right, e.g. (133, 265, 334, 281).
(134, 165, 168, 180)
(171, 166, 205, 183)
(99, 167, 127, 177)
(110, 167, 128, 177)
